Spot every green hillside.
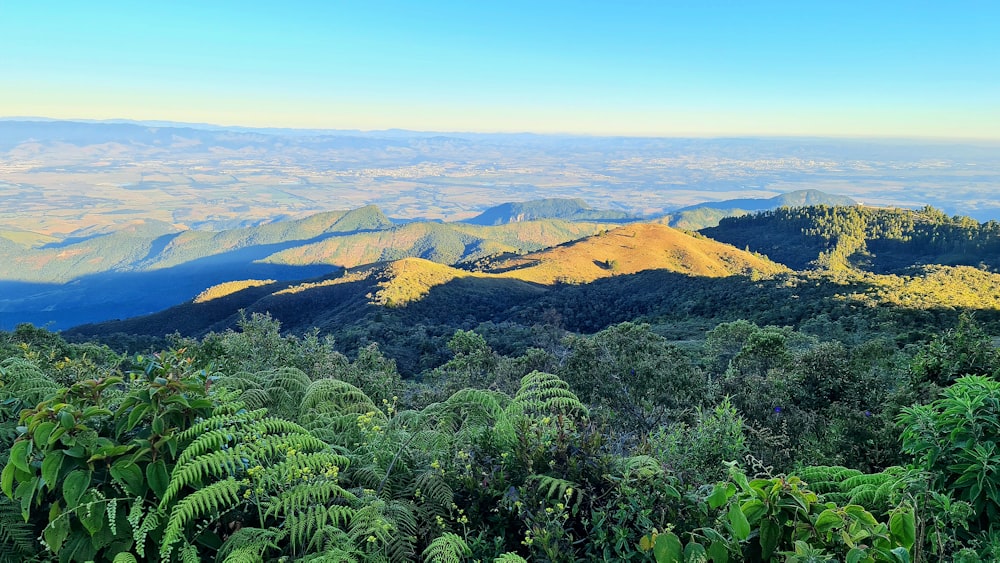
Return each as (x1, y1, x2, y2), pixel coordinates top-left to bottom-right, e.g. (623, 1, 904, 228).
(262, 219, 616, 268)
(702, 204, 1000, 272)
(465, 197, 634, 225)
(144, 205, 393, 269)
(658, 189, 857, 230)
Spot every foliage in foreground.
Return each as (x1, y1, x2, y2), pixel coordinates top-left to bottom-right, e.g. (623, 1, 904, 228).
(1, 312, 1000, 561)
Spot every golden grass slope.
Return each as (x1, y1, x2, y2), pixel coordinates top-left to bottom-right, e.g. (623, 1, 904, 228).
(269, 223, 788, 307)
(261, 220, 615, 268)
(488, 223, 789, 284)
(194, 279, 277, 303)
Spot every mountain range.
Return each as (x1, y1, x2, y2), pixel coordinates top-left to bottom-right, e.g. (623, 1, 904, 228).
(0, 190, 851, 329)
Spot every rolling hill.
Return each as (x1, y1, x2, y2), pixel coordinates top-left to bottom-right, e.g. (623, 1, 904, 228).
(66, 222, 788, 340)
(465, 198, 635, 225)
(701, 205, 1000, 273)
(658, 189, 857, 230)
(482, 223, 788, 284)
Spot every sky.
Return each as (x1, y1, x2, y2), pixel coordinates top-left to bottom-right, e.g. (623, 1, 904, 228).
(1, 1, 998, 138)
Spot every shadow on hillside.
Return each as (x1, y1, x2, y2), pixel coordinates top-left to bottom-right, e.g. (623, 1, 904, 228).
(3, 224, 409, 330)
(1, 260, 339, 331)
(62, 267, 1000, 376)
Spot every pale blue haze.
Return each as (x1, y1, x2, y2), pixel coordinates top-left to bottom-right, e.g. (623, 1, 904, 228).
(1, 1, 997, 136)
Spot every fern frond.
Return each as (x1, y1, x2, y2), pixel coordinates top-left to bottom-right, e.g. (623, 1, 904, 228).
(161, 448, 249, 507)
(494, 554, 528, 563)
(510, 371, 588, 419)
(300, 379, 379, 417)
(239, 389, 271, 411)
(264, 480, 356, 521)
(414, 471, 454, 510)
(0, 357, 59, 405)
(423, 532, 471, 563)
(0, 497, 37, 558)
(176, 408, 269, 443)
(841, 473, 892, 491)
(619, 455, 664, 480)
(160, 478, 242, 560)
(528, 475, 581, 510)
(112, 553, 139, 563)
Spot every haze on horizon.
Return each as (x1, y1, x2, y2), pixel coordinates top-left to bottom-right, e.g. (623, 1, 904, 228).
(2, 1, 998, 139)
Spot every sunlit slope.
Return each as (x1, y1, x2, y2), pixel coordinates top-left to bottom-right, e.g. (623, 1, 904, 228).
(0, 219, 180, 283)
(213, 223, 789, 307)
(145, 205, 392, 269)
(486, 223, 789, 284)
(262, 220, 616, 268)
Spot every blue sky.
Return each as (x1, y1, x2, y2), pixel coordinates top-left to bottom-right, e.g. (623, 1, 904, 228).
(1, 1, 998, 137)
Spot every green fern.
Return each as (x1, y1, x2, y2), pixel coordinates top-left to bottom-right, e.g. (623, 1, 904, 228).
(0, 497, 36, 560)
(494, 554, 529, 563)
(0, 357, 59, 407)
(423, 532, 471, 563)
(528, 474, 581, 510)
(160, 478, 243, 560)
(619, 455, 664, 480)
(509, 371, 588, 420)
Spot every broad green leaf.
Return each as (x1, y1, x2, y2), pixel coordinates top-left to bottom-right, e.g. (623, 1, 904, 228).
(9, 440, 30, 473)
(741, 499, 766, 523)
(152, 416, 164, 435)
(844, 505, 878, 526)
(731, 469, 751, 493)
(33, 421, 56, 447)
(81, 406, 113, 419)
(708, 483, 730, 509)
(728, 503, 751, 541)
(654, 531, 683, 563)
(0, 464, 14, 499)
(707, 541, 729, 563)
(846, 547, 867, 563)
(664, 484, 682, 499)
(58, 410, 76, 430)
(78, 491, 105, 535)
(44, 502, 71, 554)
(759, 518, 779, 560)
(890, 546, 911, 563)
(47, 426, 67, 445)
(110, 460, 145, 496)
(639, 535, 653, 551)
(15, 480, 33, 519)
(814, 508, 843, 534)
(41, 450, 65, 492)
(125, 404, 148, 433)
(684, 541, 707, 562)
(146, 460, 168, 500)
(889, 510, 915, 550)
(63, 469, 91, 508)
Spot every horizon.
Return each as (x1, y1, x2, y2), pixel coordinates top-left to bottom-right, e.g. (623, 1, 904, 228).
(4, 115, 1000, 144)
(2, 1, 998, 139)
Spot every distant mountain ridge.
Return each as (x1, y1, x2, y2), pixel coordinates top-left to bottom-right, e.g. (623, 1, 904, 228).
(659, 189, 857, 230)
(465, 198, 635, 225)
(676, 189, 857, 213)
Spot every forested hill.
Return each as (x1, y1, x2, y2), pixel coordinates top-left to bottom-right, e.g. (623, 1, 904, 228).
(701, 205, 1000, 273)
(464, 198, 635, 225)
(657, 189, 857, 230)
